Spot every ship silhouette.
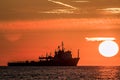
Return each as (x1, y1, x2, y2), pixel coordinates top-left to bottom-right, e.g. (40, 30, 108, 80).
(8, 42, 80, 66)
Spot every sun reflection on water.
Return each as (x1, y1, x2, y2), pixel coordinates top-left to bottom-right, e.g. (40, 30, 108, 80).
(97, 66, 119, 79)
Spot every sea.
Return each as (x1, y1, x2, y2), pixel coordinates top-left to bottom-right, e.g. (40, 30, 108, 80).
(0, 66, 120, 80)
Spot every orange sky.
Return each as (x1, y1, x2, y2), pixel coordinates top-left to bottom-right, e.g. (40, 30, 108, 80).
(0, 18, 120, 66)
(0, 0, 120, 66)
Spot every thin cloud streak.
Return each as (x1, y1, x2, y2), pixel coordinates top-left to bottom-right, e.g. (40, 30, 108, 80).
(98, 8, 120, 14)
(40, 9, 76, 14)
(85, 37, 116, 41)
(72, 0, 89, 3)
(48, 0, 77, 9)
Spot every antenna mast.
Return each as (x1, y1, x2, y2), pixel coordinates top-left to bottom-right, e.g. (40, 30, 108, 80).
(78, 49, 80, 58)
(62, 41, 64, 51)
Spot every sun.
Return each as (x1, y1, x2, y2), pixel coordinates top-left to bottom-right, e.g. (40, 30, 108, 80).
(98, 40, 119, 57)
(4, 32, 22, 42)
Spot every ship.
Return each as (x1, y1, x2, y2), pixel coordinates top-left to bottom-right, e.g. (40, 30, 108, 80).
(8, 42, 80, 66)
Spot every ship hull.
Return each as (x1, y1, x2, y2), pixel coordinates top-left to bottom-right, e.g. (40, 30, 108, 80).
(8, 58, 79, 66)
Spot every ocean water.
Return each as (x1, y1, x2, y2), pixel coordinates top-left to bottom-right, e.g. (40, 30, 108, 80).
(0, 66, 120, 80)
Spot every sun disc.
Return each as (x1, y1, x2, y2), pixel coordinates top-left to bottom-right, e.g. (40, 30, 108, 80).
(98, 40, 119, 57)
(4, 32, 22, 42)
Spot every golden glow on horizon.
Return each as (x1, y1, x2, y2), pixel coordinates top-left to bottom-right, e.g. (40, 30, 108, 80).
(99, 40, 119, 57)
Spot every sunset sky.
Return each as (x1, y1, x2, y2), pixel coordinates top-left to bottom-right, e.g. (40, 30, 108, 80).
(0, 0, 120, 66)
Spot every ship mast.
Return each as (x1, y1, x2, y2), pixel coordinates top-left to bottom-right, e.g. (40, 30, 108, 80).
(78, 49, 80, 58)
(62, 42, 64, 51)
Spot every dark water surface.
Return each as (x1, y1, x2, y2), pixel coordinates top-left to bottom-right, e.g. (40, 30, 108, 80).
(0, 66, 120, 80)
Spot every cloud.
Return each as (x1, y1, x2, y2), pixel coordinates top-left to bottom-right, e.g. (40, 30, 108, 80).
(40, 9, 76, 14)
(48, 0, 77, 9)
(85, 37, 116, 41)
(98, 7, 120, 14)
(72, 0, 89, 3)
